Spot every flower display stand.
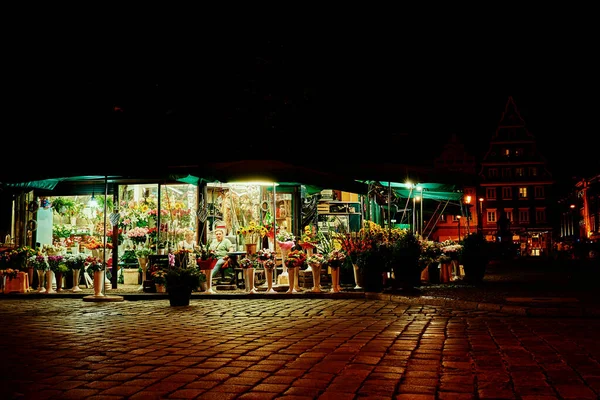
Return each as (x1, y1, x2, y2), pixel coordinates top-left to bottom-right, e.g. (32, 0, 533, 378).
(45, 270, 56, 294)
(138, 257, 148, 291)
(71, 269, 82, 292)
(352, 263, 363, 290)
(330, 268, 341, 293)
(285, 266, 297, 293)
(198, 259, 217, 293)
(93, 270, 104, 296)
(245, 267, 256, 293)
(309, 264, 322, 293)
(36, 270, 46, 293)
(263, 267, 276, 293)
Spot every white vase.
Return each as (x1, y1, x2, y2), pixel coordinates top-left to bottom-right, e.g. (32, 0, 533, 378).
(286, 266, 297, 293)
(45, 270, 56, 294)
(245, 268, 256, 293)
(353, 263, 363, 290)
(72, 269, 82, 292)
(310, 264, 322, 293)
(138, 257, 148, 291)
(93, 270, 105, 297)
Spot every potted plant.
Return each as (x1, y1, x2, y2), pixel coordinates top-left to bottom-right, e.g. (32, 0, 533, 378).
(459, 233, 490, 284)
(388, 229, 422, 291)
(164, 263, 203, 306)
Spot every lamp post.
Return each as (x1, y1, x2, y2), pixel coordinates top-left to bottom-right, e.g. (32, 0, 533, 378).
(477, 197, 484, 234)
(464, 195, 472, 235)
(456, 215, 461, 241)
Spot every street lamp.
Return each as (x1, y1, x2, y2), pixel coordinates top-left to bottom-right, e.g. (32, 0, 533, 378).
(478, 197, 484, 234)
(456, 215, 462, 241)
(464, 195, 472, 235)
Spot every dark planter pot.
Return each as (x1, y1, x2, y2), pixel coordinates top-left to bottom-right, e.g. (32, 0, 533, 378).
(462, 257, 488, 284)
(428, 262, 440, 284)
(361, 269, 384, 292)
(392, 263, 421, 291)
(167, 286, 192, 306)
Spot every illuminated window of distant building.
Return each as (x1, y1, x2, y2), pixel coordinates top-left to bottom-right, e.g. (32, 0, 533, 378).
(534, 186, 544, 198)
(489, 168, 498, 178)
(515, 167, 524, 177)
(518, 187, 528, 199)
(487, 210, 497, 223)
(502, 168, 512, 177)
(486, 188, 496, 200)
(529, 167, 538, 176)
(439, 214, 447, 223)
(502, 187, 512, 199)
(503, 148, 510, 157)
(535, 208, 546, 223)
(515, 148, 523, 157)
(519, 209, 529, 222)
(505, 209, 513, 222)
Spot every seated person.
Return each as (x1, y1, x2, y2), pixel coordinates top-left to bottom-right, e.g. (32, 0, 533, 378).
(178, 230, 196, 251)
(210, 228, 234, 278)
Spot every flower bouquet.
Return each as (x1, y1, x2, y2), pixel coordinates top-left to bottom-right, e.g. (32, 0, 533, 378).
(285, 249, 306, 269)
(307, 252, 325, 267)
(298, 225, 319, 250)
(239, 254, 261, 269)
(29, 254, 48, 271)
(1, 268, 19, 280)
(151, 269, 167, 285)
(257, 248, 276, 270)
(84, 256, 105, 273)
(47, 255, 65, 273)
(127, 227, 149, 245)
(237, 221, 263, 246)
(325, 249, 346, 269)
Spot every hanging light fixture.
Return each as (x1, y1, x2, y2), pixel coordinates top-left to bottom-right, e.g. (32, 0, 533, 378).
(88, 189, 98, 208)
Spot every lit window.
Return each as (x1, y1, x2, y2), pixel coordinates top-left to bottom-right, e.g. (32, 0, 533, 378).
(487, 210, 497, 223)
(519, 187, 528, 199)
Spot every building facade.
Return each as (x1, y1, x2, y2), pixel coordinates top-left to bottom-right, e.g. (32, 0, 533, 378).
(478, 96, 555, 257)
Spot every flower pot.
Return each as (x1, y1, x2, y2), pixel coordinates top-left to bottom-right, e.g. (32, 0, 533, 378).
(123, 268, 139, 285)
(155, 283, 166, 293)
(197, 259, 217, 270)
(245, 243, 257, 255)
(168, 286, 192, 306)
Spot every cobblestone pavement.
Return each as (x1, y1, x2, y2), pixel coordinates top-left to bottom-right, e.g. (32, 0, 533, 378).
(2, 297, 600, 400)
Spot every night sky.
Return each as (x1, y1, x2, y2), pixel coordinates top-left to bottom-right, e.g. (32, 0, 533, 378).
(4, 25, 598, 183)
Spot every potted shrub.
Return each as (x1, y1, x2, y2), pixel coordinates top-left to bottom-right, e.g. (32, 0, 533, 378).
(459, 233, 490, 284)
(165, 264, 203, 306)
(388, 229, 422, 291)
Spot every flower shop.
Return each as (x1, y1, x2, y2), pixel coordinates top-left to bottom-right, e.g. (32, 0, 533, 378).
(1, 161, 488, 296)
